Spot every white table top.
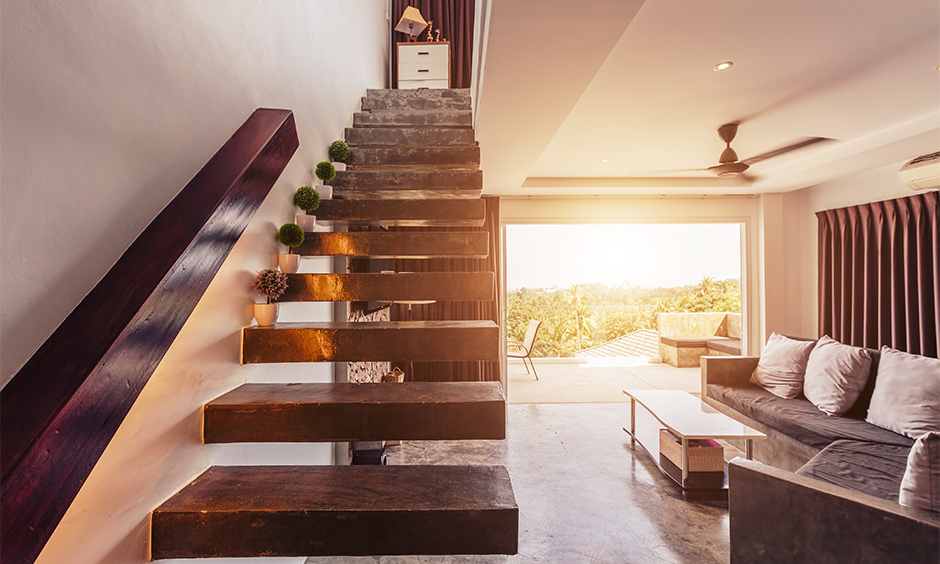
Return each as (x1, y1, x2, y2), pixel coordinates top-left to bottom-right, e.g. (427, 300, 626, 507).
(623, 389, 765, 440)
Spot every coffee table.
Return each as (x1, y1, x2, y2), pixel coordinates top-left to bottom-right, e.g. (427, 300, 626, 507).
(623, 389, 765, 496)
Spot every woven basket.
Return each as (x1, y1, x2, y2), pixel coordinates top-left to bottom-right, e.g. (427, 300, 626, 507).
(658, 429, 725, 472)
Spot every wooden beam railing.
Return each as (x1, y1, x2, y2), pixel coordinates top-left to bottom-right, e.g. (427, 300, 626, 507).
(0, 108, 299, 564)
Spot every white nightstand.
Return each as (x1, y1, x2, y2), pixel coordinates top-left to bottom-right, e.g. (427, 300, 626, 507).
(397, 41, 450, 89)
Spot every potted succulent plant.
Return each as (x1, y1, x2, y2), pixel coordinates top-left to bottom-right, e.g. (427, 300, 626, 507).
(276, 222, 305, 273)
(328, 140, 349, 172)
(293, 185, 320, 231)
(315, 161, 335, 200)
(251, 268, 288, 326)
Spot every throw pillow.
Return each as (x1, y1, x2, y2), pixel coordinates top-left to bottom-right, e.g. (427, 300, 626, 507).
(899, 432, 940, 513)
(866, 346, 940, 439)
(749, 333, 816, 399)
(803, 335, 872, 416)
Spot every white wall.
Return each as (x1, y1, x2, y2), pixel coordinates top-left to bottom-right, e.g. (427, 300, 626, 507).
(1, 1, 388, 562)
(500, 196, 763, 355)
(777, 161, 923, 341)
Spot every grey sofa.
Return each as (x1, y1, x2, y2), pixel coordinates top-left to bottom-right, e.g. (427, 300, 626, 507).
(701, 355, 940, 564)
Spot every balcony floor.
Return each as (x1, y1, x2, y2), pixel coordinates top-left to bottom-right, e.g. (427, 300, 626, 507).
(507, 357, 701, 403)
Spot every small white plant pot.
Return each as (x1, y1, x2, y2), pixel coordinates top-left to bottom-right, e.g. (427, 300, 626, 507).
(253, 303, 278, 327)
(278, 253, 299, 273)
(317, 184, 333, 200)
(331, 162, 346, 172)
(295, 214, 316, 231)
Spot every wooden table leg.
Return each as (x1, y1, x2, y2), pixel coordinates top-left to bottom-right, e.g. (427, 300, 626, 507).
(681, 437, 689, 481)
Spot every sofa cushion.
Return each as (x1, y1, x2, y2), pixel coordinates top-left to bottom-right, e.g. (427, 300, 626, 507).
(708, 383, 913, 450)
(866, 346, 940, 439)
(803, 335, 872, 416)
(899, 432, 940, 512)
(795, 440, 910, 503)
(749, 333, 816, 399)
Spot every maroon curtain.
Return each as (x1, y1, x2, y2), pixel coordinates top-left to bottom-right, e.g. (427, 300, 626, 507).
(392, 197, 500, 382)
(817, 191, 939, 358)
(391, 0, 474, 88)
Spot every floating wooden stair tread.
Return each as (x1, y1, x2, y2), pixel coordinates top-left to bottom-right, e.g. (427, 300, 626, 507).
(151, 465, 518, 559)
(331, 168, 482, 199)
(204, 381, 506, 443)
(315, 198, 484, 227)
(346, 145, 479, 167)
(345, 127, 475, 147)
(281, 272, 494, 302)
(361, 88, 471, 111)
(297, 231, 488, 258)
(353, 110, 472, 129)
(241, 320, 499, 364)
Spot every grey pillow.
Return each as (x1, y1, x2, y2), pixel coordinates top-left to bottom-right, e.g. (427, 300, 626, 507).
(803, 335, 872, 416)
(899, 432, 940, 513)
(750, 333, 816, 399)
(866, 346, 940, 439)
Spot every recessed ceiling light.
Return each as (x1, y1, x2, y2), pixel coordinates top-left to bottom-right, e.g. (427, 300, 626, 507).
(714, 61, 733, 71)
(601, 159, 609, 163)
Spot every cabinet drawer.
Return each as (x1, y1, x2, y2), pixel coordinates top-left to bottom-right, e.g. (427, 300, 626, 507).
(399, 78, 450, 90)
(398, 44, 449, 64)
(399, 60, 448, 81)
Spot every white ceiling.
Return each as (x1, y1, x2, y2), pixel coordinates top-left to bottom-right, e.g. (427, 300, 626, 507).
(474, 0, 940, 196)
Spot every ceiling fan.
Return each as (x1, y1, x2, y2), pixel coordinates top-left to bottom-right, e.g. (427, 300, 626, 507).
(645, 123, 832, 178)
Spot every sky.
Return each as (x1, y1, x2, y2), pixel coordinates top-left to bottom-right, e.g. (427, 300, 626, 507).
(505, 223, 741, 291)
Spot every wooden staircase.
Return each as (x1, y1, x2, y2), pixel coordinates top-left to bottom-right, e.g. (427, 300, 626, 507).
(151, 88, 518, 559)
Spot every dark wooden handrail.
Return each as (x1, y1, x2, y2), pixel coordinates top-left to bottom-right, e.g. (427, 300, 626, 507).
(0, 108, 299, 563)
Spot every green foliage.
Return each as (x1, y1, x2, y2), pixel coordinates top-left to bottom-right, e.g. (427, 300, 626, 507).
(315, 161, 336, 183)
(252, 268, 288, 303)
(328, 140, 350, 162)
(293, 185, 320, 212)
(507, 277, 741, 358)
(277, 223, 305, 249)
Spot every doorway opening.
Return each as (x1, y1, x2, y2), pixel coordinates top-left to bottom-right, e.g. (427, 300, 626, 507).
(503, 223, 744, 404)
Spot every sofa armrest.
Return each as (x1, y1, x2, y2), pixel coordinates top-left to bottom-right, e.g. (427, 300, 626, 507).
(700, 355, 759, 392)
(729, 458, 940, 564)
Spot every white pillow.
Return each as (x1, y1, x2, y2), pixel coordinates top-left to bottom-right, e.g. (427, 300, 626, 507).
(803, 336, 872, 416)
(750, 333, 816, 399)
(899, 432, 940, 513)
(866, 346, 940, 439)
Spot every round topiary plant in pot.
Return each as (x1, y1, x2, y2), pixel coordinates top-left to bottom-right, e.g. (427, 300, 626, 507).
(329, 140, 349, 172)
(315, 161, 336, 200)
(251, 268, 288, 326)
(293, 185, 320, 231)
(276, 222, 305, 274)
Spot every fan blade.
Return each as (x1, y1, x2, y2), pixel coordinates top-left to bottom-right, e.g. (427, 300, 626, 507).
(740, 137, 833, 165)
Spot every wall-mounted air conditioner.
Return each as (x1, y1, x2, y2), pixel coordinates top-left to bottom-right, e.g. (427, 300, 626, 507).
(898, 151, 940, 190)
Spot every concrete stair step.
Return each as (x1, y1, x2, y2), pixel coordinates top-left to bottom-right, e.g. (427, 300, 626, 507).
(314, 198, 484, 227)
(296, 231, 488, 258)
(353, 110, 472, 128)
(203, 381, 506, 443)
(331, 168, 482, 199)
(345, 126, 475, 147)
(362, 89, 471, 111)
(151, 465, 518, 558)
(281, 272, 494, 302)
(347, 145, 479, 167)
(240, 320, 499, 364)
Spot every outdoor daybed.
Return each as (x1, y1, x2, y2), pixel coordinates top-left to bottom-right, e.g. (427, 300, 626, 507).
(701, 339, 940, 564)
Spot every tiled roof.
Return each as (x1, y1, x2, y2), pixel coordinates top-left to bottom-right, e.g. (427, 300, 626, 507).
(575, 329, 660, 359)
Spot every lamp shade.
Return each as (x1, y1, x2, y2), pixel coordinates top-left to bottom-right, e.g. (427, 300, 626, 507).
(394, 6, 428, 38)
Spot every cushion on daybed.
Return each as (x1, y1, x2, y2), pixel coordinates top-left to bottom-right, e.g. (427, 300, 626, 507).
(707, 383, 914, 450)
(803, 335, 872, 416)
(749, 333, 816, 399)
(866, 346, 940, 439)
(795, 439, 911, 503)
(899, 432, 940, 512)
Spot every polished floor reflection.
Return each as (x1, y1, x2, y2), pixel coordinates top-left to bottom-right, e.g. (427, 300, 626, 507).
(308, 403, 730, 564)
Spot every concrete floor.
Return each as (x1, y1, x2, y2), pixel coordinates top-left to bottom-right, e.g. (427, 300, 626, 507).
(305, 359, 731, 564)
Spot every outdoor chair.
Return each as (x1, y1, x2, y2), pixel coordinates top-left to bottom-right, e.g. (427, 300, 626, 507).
(507, 319, 542, 380)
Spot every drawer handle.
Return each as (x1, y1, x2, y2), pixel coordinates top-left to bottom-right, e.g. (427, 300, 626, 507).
(418, 69, 429, 72)
(418, 51, 429, 55)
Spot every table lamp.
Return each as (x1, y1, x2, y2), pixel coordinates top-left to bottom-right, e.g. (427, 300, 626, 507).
(394, 6, 428, 41)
